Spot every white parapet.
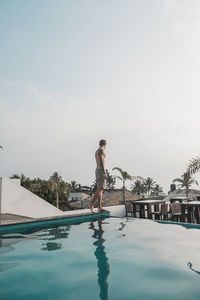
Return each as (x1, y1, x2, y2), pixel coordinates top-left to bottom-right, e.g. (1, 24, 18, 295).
(0, 177, 64, 218)
(104, 205, 126, 217)
(61, 205, 126, 218)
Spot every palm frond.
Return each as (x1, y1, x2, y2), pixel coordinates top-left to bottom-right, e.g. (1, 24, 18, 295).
(113, 175, 122, 181)
(187, 157, 200, 175)
(112, 167, 123, 175)
(173, 178, 183, 183)
(132, 176, 144, 181)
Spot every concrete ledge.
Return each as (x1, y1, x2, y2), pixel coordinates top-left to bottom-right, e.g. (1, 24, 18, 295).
(59, 205, 126, 218)
(0, 211, 110, 234)
(0, 213, 34, 225)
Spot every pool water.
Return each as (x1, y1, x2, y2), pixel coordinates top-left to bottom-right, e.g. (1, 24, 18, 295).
(1, 217, 200, 300)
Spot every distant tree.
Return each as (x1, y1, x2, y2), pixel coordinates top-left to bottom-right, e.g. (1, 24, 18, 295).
(151, 184, 164, 196)
(173, 172, 198, 197)
(144, 177, 156, 196)
(112, 167, 132, 203)
(131, 179, 145, 199)
(70, 181, 82, 192)
(77, 184, 82, 192)
(106, 170, 116, 191)
(0, 145, 3, 149)
(57, 181, 71, 210)
(29, 178, 50, 200)
(10, 174, 20, 179)
(70, 181, 78, 191)
(49, 172, 63, 208)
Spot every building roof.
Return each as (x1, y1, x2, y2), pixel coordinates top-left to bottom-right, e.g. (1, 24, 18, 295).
(69, 192, 90, 196)
(164, 189, 200, 202)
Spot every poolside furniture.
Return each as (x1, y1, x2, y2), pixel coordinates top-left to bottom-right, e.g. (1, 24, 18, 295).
(170, 203, 182, 222)
(150, 203, 169, 220)
(181, 201, 200, 224)
(150, 204, 160, 220)
(125, 202, 133, 217)
(160, 204, 169, 220)
(132, 200, 166, 219)
(126, 202, 141, 217)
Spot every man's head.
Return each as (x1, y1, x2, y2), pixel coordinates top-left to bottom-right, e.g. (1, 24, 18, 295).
(99, 139, 107, 148)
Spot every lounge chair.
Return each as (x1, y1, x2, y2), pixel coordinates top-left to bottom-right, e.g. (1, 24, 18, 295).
(170, 203, 181, 222)
(125, 202, 133, 217)
(150, 203, 169, 220)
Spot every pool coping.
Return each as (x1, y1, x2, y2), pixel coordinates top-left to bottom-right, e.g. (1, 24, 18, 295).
(0, 211, 110, 234)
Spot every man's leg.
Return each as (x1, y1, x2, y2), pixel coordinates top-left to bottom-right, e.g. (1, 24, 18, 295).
(97, 189, 103, 210)
(90, 189, 100, 213)
(97, 189, 109, 212)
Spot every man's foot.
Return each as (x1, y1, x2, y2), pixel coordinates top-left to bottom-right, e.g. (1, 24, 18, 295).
(98, 208, 110, 212)
(89, 204, 98, 214)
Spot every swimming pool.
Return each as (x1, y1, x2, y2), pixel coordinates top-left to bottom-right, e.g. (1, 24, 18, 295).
(1, 217, 200, 300)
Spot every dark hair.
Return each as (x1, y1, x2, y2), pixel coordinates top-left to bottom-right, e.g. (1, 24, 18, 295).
(99, 139, 106, 146)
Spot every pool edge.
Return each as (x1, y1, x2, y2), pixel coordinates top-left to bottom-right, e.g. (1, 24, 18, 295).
(0, 212, 110, 234)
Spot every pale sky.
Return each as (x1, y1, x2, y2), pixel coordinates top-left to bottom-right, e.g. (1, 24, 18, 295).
(1, 0, 200, 192)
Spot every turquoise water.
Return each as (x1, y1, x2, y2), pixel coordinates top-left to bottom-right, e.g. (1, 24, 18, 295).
(1, 217, 200, 300)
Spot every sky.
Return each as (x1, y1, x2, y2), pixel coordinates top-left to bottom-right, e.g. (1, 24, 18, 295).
(1, 0, 200, 192)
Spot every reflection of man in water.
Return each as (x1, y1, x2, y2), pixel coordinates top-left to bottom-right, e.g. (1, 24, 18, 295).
(90, 139, 109, 214)
(89, 220, 110, 300)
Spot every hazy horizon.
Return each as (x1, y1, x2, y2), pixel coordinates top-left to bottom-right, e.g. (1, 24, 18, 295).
(1, 0, 200, 193)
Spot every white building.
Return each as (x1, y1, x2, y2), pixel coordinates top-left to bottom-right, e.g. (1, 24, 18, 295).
(69, 192, 90, 202)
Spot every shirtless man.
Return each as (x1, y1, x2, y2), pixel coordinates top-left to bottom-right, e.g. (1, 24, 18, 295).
(90, 139, 109, 213)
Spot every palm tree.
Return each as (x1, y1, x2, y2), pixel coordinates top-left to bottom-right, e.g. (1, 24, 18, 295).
(10, 174, 20, 179)
(70, 181, 79, 191)
(49, 172, 63, 208)
(131, 179, 145, 199)
(151, 184, 164, 196)
(187, 156, 200, 175)
(106, 170, 116, 191)
(77, 184, 82, 192)
(144, 177, 156, 196)
(173, 172, 198, 197)
(112, 167, 132, 203)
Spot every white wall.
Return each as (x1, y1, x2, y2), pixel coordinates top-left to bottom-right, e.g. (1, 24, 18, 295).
(105, 205, 126, 217)
(0, 177, 64, 218)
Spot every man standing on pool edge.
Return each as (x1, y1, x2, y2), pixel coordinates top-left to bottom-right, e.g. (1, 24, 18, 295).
(90, 139, 109, 214)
